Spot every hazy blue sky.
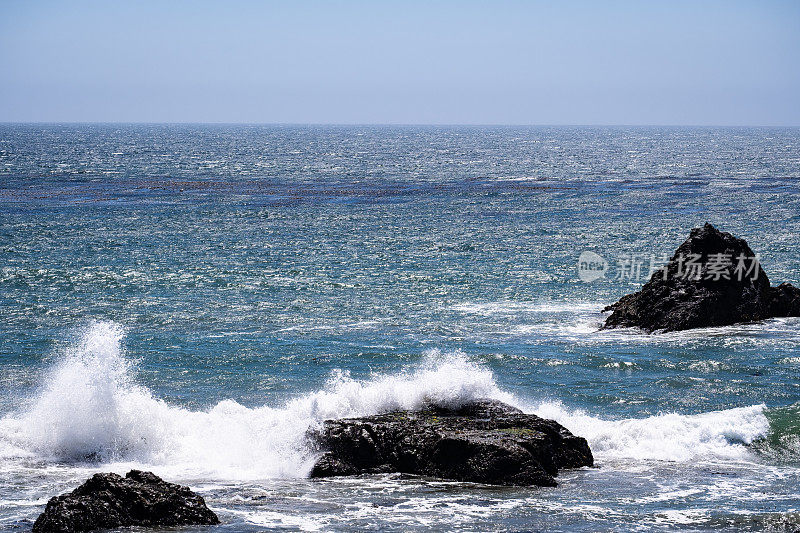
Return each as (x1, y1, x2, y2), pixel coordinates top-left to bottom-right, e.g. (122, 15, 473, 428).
(1, 0, 799, 125)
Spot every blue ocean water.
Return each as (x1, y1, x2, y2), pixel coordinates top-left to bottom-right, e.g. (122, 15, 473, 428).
(1, 124, 799, 531)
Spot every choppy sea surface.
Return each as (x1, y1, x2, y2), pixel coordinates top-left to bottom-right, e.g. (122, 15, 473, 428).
(1, 124, 800, 532)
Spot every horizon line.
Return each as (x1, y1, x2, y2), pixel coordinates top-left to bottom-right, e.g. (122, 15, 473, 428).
(1, 121, 799, 128)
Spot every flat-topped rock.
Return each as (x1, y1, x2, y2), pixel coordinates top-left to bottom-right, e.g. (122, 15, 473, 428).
(603, 223, 800, 332)
(308, 399, 593, 487)
(33, 470, 219, 533)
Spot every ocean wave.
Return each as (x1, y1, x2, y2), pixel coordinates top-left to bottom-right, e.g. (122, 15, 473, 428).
(0, 322, 515, 480)
(531, 401, 770, 462)
(0, 321, 780, 481)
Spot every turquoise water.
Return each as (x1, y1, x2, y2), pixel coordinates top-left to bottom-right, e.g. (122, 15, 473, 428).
(1, 124, 799, 531)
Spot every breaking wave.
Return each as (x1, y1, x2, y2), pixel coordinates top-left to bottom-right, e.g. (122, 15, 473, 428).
(531, 401, 769, 462)
(0, 321, 777, 481)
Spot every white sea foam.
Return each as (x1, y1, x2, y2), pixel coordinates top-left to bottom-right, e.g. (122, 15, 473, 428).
(0, 321, 772, 482)
(0, 322, 514, 480)
(531, 401, 769, 462)
(451, 301, 600, 316)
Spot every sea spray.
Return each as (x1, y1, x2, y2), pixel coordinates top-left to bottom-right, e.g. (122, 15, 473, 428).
(0, 323, 516, 479)
(0, 321, 774, 482)
(0, 321, 172, 462)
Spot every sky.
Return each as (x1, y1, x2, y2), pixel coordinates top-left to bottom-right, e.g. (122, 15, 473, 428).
(1, 0, 799, 125)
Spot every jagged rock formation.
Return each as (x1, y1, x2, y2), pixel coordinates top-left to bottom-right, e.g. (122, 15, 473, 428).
(309, 399, 593, 487)
(603, 223, 800, 332)
(33, 470, 219, 533)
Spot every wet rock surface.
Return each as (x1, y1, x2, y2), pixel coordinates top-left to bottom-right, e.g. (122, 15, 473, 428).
(309, 399, 593, 487)
(33, 470, 219, 533)
(603, 223, 800, 332)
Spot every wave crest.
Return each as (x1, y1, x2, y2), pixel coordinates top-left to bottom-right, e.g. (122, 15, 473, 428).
(0, 321, 777, 480)
(532, 401, 770, 462)
(0, 323, 515, 479)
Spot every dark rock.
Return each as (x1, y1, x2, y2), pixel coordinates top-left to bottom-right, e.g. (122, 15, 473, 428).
(33, 470, 219, 533)
(603, 223, 800, 332)
(308, 399, 593, 487)
(769, 282, 800, 317)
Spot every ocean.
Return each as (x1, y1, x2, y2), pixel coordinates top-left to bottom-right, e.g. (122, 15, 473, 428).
(1, 124, 799, 531)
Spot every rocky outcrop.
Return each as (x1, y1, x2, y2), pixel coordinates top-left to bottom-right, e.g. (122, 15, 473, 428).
(769, 282, 800, 318)
(603, 223, 800, 332)
(308, 399, 593, 487)
(33, 470, 219, 533)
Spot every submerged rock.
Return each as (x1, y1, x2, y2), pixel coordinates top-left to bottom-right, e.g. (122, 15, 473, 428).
(309, 399, 593, 487)
(33, 470, 219, 533)
(603, 223, 800, 332)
